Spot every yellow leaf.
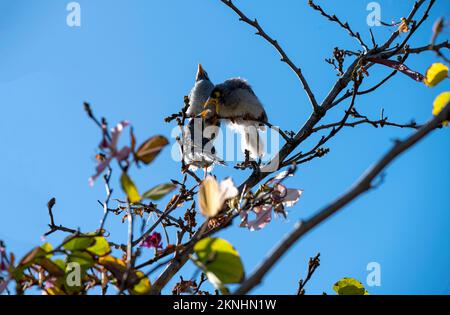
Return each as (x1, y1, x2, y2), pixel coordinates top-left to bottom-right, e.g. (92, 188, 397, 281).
(199, 176, 221, 218)
(333, 277, 368, 295)
(45, 286, 66, 295)
(433, 92, 450, 126)
(424, 63, 448, 87)
(87, 236, 111, 257)
(98, 256, 151, 294)
(130, 271, 151, 295)
(41, 243, 53, 258)
(120, 173, 141, 203)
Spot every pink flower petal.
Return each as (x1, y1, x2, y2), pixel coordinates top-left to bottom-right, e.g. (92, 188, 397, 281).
(247, 205, 273, 231)
(114, 146, 131, 161)
(282, 189, 303, 207)
(272, 183, 288, 202)
(140, 232, 163, 249)
(89, 156, 113, 186)
(110, 121, 130, 151)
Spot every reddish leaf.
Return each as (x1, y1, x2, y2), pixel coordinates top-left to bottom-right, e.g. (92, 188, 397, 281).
(135, 135, 169, 165)
(37, 258, 65, 277)
(367, 58, 425, 82)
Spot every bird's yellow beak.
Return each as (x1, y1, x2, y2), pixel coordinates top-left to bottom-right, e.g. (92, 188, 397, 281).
(197, 64, 205, 78)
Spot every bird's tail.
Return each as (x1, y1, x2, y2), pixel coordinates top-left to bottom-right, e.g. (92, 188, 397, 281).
(231, 121, 265, 159)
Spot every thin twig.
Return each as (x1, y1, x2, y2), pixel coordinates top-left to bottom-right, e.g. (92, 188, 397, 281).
(99, 167, 113, 232)
(297, 253, 320, 295)
(308, 0, 369, 52)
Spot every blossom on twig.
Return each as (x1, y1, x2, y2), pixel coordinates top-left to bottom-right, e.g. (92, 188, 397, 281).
(140, 232, 163, 249)
(241, 171, 303, 231)
(89, 121, 131, 186)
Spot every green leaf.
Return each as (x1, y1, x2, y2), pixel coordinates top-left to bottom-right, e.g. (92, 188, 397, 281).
(87, 236, 111, 257)
(66, 251, 95, 271)
(193, 237, 244, 287)
(11, 267, 25, 281)
(63, 235, 95, 252)
(53, 259, 66, 271)
(142, 183, 177, 201)
(333, 277, 368, 295)
(120, 173, 141, 203)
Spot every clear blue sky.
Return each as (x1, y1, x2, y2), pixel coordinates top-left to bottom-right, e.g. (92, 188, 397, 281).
(0, 0, 449, 295)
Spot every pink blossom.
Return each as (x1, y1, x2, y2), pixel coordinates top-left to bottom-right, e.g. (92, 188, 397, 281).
(140, 232, 163, 249)
(89, 121, 131, 186)
(240, 172, 303, 231)
(242, 205, 273, 231)
(44, 278, 56, 290)
(273, 184, 303, 207)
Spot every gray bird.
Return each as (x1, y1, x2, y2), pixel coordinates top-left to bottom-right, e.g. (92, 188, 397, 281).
(182, 65, 223, 171)
(186, 64, 215, 118)
(204, 78, 268, 158)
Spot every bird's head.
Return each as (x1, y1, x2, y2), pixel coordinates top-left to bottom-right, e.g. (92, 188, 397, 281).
(202, 86, 224, 118)
(196, 64, 210, 82)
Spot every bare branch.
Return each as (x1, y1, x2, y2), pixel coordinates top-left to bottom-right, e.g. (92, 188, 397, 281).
(234, 101, 450, 295)
(308, 0, 369, 52)
(220, 0, 320, 112)
(146, 0, 436, 294)
(406, 41, 450, 54)
(98, 167, 113, 232)
(44, 198, 78, 237)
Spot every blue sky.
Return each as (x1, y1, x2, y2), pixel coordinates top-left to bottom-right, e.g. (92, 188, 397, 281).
(0, 0, 449, 295)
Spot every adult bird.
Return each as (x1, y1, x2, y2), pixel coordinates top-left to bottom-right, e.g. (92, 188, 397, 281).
(204, 78, 268, 159)
(182, 64, 223, 171)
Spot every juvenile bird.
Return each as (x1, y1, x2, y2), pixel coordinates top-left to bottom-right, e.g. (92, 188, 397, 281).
(182, 65, 223, 171)
(186, 64, 215, 118)
(204, 78, 268, 158)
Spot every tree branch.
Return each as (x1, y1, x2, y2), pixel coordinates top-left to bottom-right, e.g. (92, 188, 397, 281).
(147, 0, 432, 294)
(234, 101, 450, 295)
(220, 0, 320, 112)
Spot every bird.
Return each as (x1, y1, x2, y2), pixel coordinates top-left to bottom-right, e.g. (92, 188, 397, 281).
(204, 77, 268, 159)
(181, 64, 223, 171)
(186, 64, 215, 118)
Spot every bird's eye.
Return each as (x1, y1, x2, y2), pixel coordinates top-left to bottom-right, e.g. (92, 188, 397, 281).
(214, 91, 221, 98)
